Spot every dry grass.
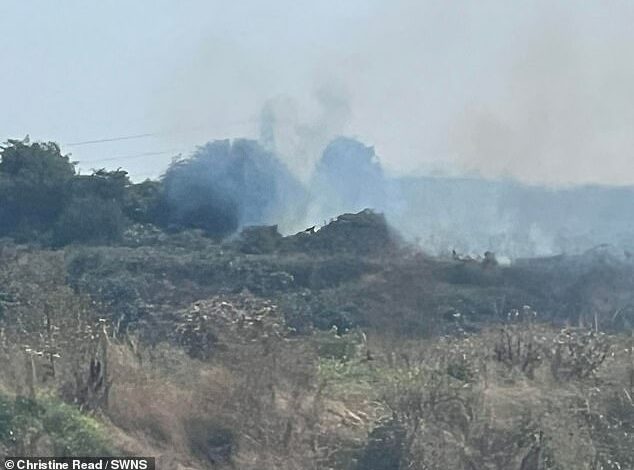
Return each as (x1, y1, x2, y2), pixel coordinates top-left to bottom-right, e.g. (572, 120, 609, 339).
(2, 243, 634, 468)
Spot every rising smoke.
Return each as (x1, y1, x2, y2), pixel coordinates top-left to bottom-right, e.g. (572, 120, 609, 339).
(162, 129, 634, 258)
(450, 16, 634, 186)
(259, 85, 351, 182)
(162, 139, 306, 236)
(158, 2, 634, 257)
(308, 137, 386, 222)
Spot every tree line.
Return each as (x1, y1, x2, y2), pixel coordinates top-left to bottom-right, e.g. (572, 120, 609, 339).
(0, 137, 304, 246)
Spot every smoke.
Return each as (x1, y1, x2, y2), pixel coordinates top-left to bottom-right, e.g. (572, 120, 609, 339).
(154, 1, 634, 255)
(447, 5, 634, 185)
(393, 176, 634, 258)
(307, 137, 387, 223)
(256, 87, 400, 230)
(159, 129, 634, 258)
(259, 85, 351, 182)
(162, 139, 305, 236)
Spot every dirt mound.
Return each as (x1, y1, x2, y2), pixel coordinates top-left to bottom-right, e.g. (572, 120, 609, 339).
(284, 209, 397, 255)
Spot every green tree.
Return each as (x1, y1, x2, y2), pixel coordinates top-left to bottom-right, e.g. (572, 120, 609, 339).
(53, 169, 132, 245)
(69, 168, 130, 202)
(0, 139, 75, 239)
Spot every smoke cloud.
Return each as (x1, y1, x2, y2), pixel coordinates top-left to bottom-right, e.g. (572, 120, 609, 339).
(259, 85, 351, 182)
(450, 13, 634, 185)
(307, 136, 387, 224)
(162, 139, 306, 236)
(160, 130, 634, 259)
(41, 1, 634, 257)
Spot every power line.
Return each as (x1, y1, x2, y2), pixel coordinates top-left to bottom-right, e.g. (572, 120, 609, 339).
(65, 117, 269, 165)
(77, 149, 186, 164)
(64, 117, 262, 148)
(66, 133, 158, 146)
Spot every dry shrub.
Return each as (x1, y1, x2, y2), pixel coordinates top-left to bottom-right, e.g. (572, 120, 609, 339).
(359, 324, 628, 470)
(550, 328, 611, 381)
(109, 293, 327, 470)
(0, 246, 107, 406)
(106, 341, 234, 456)
(491, 307, 547, 380)
(216, 323, 325, 469)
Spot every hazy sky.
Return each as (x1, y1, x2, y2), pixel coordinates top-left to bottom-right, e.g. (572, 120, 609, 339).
(1, 1, 634, 184)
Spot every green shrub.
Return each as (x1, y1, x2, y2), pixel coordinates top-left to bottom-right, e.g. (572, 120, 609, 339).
(53, 197, 126, 245)
(0, 394, 113, 456)
(315, 330, 362, 361)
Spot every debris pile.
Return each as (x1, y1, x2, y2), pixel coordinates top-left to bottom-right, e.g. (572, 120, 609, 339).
(285, 209, 396, 255)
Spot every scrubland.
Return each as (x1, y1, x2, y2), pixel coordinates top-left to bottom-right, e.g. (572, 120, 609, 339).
(1, 211, 633, 469)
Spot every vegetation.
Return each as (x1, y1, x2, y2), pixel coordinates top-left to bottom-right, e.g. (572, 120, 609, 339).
(0, 138, 310, 244)
(0, 395, 113, 456)
(0, 137, 633, 467)
(0, 140, 157, 245)
(0, 139, 75, 240)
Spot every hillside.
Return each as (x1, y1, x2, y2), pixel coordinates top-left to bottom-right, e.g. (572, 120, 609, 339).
(1, 209, 633, 469)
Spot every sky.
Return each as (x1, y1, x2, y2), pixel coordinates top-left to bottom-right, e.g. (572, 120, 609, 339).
(1, 1, 634, 185)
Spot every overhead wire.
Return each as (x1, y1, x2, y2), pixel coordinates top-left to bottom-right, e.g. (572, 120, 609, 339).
(61, 115, 280, 167)
(65, 133, 158, 147)
(63, 116, 262, 148)
(77, 149, 186, 164)
(64, 120, 258, 163)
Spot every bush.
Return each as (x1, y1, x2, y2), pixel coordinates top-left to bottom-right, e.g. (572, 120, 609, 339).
(356, 418, 406, 470)
(53, 197, 126, 245)
(313, 308, 354, 332)
(237, 225, 282, 254)
(0, 139, 75, 239)
(123, 180, 164, 224)
(69, 169, 129, 203)
(0, 394, 113, 456)
(185, 419, 235, 465)
(315, 330, 361, 361)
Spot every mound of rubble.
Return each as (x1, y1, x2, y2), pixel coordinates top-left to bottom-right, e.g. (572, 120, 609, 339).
(307, 209, 394, 253)
(235, 209, 397, 256)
